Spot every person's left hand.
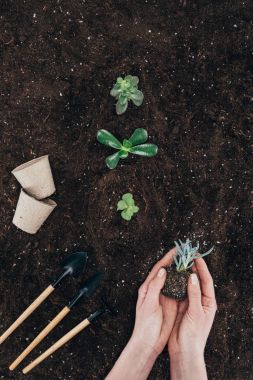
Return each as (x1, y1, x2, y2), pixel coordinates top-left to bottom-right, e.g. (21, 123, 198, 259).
(130, 248, 178, 356)
(106, 248, 178, 380)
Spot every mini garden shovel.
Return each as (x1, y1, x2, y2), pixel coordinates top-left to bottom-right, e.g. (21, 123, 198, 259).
(0, 252, 87, 345)
(23, 297, 114, 374)
(9, 272, 102, 370)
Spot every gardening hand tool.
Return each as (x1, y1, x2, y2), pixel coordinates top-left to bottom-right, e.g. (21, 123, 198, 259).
(0, 252, 87, 345)
(9, 272, 102, 370)
(23, 296, 114, 374)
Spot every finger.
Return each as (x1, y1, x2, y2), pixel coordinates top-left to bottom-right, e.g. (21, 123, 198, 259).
(145, 267, 167, 308)
(136, 282, 148, 309)
(187, 273, 202, 316)
(144, 248, 176, 286)
(194, 258, 216, 308)
(137, 248, 176, 309)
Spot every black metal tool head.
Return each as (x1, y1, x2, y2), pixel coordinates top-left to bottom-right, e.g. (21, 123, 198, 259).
(62, 251, 88, 278)
(68, 272, 102, 309)
(51, 251, 88, 288)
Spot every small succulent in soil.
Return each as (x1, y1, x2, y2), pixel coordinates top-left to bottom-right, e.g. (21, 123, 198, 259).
(162, 239, 214, 300)
(110, 75, 144, 115)
(97, 128, 158, 169)
(117, 193, 139, 221)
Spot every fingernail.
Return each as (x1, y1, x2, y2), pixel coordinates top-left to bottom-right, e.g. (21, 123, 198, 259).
(157, 268, 166, 278)
(191, 273, 198, 285)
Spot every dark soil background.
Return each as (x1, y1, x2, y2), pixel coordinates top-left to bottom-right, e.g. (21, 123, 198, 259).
(0, 0, 252, 379)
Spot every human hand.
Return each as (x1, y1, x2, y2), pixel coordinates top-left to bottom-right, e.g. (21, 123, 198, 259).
(131, 248, 178, 356)
(168, 258, 217, 380)
(106, 248, 178, 380)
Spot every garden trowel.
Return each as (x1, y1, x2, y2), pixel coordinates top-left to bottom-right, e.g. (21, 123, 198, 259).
(10, 272, 102, 370)
(0, 251, 88, 345)
(23, 296, 114, 374)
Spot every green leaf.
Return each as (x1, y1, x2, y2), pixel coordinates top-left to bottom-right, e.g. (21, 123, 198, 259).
(126, 198, 134, 206)
(129, 144, 158, 157)
(128, 128, 148, 146)
(105, 151, 121, 169)
(122, 139, 132, 149)
(117, 77, 123, 84)
(130, 90, 144, 106)
(116, 101, 128, 115)
(118, 94, 128, 105)
(97, 129, 122, 149)
(199, 247, 214, 258)
(122, 193, 134, 206)
(117, 200, 127, 211)
(131, 76, 139, 86)
(122, 193, 133, 201)
(133, 206, 139, 213)
(110, 88, 121, 97)
(124, 75, 133, 82)
(121, 209, 133, 221)
(119, 150, 128, 158)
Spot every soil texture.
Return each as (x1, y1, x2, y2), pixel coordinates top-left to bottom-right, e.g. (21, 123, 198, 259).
(163, 266, 191, 299)
(0, 1, 252, 379)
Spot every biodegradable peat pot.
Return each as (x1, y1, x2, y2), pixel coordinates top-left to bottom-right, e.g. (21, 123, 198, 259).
(13, 189, 57, 234)
(12, 155, 56, 200)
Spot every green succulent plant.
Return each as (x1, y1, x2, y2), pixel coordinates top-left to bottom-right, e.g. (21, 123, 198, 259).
(173, 239, 214, 272)
(110, 75, 144, 115)
(117, 193, 139, 221)
(97, 128, 158, 169)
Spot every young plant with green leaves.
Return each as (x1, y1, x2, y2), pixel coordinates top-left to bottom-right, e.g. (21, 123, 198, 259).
(110, 75, 144, 115)
(97, 128, 158, 169)
(163, 239, 214, 300)
(174, 239, 214, 272)
(117, 193, 139, 221)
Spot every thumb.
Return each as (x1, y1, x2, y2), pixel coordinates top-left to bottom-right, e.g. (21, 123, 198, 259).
(145, 267, 167, 307)
(187, 273, 202, 316)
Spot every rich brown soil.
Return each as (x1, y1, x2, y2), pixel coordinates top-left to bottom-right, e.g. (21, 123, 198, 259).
(0, 0, 252, 379)
(163, 266, 191, 300)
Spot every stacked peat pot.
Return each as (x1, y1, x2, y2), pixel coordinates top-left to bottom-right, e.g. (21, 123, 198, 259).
(12, 155, 57, 234)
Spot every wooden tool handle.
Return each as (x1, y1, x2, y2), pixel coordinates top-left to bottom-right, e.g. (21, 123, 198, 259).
(23, 318, 90, 374)
(9, 306, 70, 370)
(0, 284, 54, 345)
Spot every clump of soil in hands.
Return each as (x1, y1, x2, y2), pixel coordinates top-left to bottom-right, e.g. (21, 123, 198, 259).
(162, 265, 191, 300)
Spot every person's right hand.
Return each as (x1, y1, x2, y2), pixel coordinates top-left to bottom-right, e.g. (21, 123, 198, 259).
(168, 258, 217, 380)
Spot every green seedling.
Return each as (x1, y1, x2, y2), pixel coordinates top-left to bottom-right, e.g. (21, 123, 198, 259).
(117, 193, 139, 221)
(173, 239, 214, 272)
(110, 75, 144, 115)
(97, 128, 158, 169)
